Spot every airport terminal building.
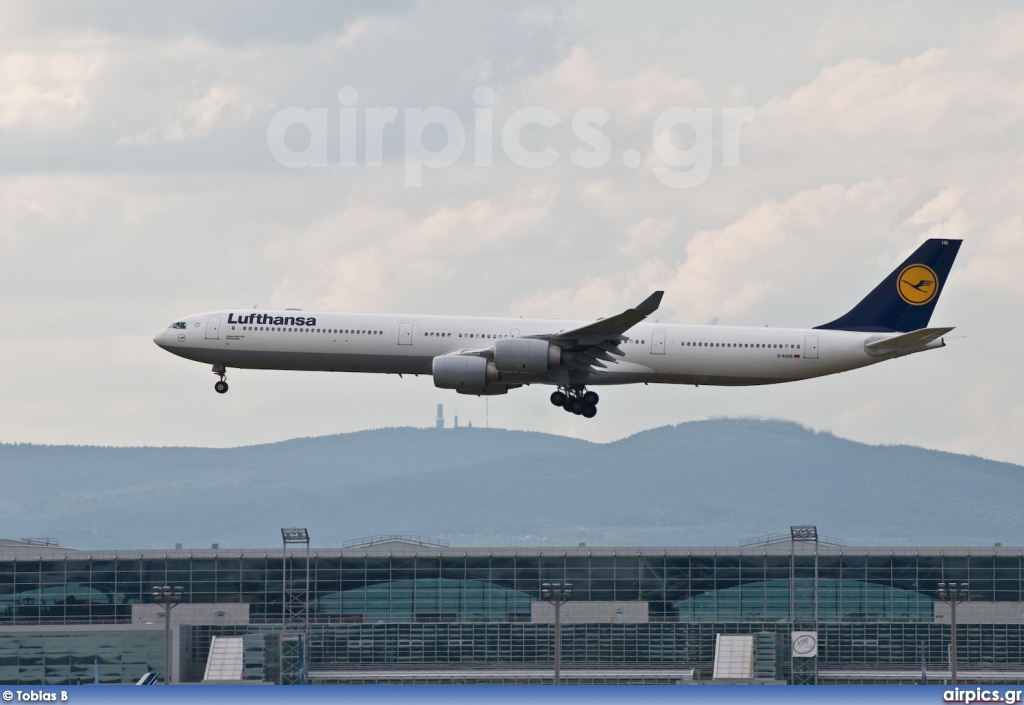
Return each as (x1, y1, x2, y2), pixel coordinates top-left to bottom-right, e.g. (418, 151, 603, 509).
(3, 529, 1024, 685)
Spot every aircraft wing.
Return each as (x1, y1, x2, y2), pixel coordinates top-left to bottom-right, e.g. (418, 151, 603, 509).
(529, 291, 664, 373)
(864, 326, 954, 351)
(542, 291, 664, 346)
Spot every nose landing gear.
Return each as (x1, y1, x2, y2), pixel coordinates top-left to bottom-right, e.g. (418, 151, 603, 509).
(212, 364, 229, 394)
(549, 386, 599, 418)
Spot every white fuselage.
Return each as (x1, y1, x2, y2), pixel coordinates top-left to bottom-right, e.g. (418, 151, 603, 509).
(152, 309, 943, 388)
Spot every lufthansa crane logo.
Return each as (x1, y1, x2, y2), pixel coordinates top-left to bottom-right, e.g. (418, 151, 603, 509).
(897, 264, 939, 306)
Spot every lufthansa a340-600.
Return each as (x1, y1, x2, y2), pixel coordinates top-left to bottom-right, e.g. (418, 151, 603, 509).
(154, 239, 961, 419)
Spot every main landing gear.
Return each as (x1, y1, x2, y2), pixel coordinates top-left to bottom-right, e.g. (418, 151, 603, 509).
(549, 387, 599, 419)
(212, 364, 229, 394)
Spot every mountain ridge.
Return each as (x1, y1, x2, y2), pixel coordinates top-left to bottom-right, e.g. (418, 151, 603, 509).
(1, 419, 1020, 550)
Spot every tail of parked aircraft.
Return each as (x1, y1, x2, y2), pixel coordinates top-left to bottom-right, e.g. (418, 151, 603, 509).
(815, 239, 962, 333)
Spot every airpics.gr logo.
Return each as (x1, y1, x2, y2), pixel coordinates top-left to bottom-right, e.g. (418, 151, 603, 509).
(897, 263, 940, 306)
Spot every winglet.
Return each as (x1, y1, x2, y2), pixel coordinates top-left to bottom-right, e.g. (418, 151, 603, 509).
(636, 291, 664, 313)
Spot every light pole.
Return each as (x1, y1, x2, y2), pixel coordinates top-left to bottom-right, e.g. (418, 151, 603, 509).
(541, 582, 573, 685)
(938, 582, 969, 684)
(152, 585, 184, 685)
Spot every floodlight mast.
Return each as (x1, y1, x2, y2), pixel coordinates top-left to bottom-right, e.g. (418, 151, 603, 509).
(282, 528, 311, 685)
(151, 585, 184, 684)
(541, 582, 573, 685)
(938, 582, 969, 684)
(281, 528, 311, 629)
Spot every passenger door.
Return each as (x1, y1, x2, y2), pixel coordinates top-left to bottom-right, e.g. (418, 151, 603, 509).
(398, 322, 414, 345)
(651, 330, 666, 354)
(803, 335, 819, 359)
(205, 316, 221, 340)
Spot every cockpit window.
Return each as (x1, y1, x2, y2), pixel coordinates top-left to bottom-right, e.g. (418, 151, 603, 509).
(169, 322, 187, 329)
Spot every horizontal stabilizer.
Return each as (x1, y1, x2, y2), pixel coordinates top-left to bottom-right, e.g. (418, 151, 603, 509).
(864, 327, 954, 351)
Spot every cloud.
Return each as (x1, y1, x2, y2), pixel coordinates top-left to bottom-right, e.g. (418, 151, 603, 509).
(1, 3, 1023, 471)
(753, 46, 1024, 148)
(515, 45, 707, 120)
(0, 50, 102, 129)
(264, 186, 557, 311)
(655, 180, 914, 323)
(619, 216, 675, 255)
(119, 85, 254, 145)
(907, 187, 967, 225)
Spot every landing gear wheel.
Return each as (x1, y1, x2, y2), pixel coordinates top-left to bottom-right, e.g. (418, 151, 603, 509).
(583, 391, 600, 405)
(582, 404, 597, 418)
(214, 381, 229, 394)
(550, 391, 566, 407)
(570, 400, 584, 415)
(562, 398, 575, 413)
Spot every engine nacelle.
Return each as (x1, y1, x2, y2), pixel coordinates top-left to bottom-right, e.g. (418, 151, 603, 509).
(493, 338, 561, 373)
(432, 354, 499, 390)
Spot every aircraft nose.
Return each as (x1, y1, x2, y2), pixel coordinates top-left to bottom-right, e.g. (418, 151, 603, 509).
(153, 330, 171, 349)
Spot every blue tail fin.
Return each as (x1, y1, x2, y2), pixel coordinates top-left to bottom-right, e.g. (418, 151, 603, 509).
(815, 239, 961, 333)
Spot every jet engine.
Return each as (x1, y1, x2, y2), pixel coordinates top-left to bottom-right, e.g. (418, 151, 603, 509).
(432, 354, 499, 390)
(493, 338, 561, 373)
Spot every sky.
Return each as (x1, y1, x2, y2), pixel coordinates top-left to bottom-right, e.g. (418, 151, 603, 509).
(1, 1, 1022, 465)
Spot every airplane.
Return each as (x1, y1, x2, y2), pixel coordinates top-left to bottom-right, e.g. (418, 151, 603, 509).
(153, 238, 961, 419)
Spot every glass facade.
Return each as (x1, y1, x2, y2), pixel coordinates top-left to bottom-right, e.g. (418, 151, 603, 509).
(2, 547, 1020, 626)
(0, 631, 162, 685)
(315, 578, 533, 623)
(676, 578, 934, 622)
(2, 542, 1023, 684)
